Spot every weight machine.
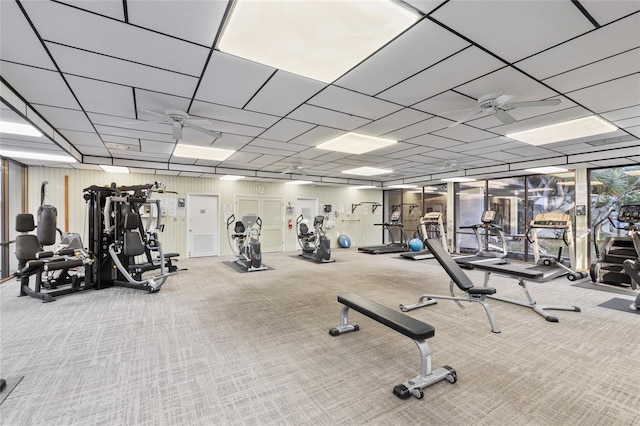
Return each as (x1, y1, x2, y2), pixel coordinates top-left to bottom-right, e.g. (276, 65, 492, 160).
(84, 182, 179, 292)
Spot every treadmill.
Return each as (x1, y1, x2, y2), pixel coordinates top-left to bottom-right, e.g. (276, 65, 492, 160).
(358, 210, 408, 254)
(454, 210, 508, 268)
(400, 212, 446, 260)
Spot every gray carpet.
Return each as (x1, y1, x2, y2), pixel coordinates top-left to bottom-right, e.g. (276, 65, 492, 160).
(1, 250, 639, 425)
(572, 280, 637, 295)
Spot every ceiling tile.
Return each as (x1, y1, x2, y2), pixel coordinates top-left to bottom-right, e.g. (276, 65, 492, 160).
(386, 116, 452, 141)
(140, 140, 175, 155)
(412, 91, 476, 116)
(244, 70, 326, 116)
(377, 47, 505, 106)
(95, 124, 174, 143)
(0, 62, 80, 109)
(66, 75, 135, 117)
(336, 19, 470, 95)
(135, 90, 191, 118)
(601, 105, 640, 121)
(195, 51, 274, 108)
(0, 1, 55, 70)
(432, 124, 498, 143)
(568, 73, 640, 113)
(57, 1, 125, 20)
(307, 86, 402, 120)
(31, 105, 94, 133)
(403, 0, 447, 14)
(544, 49, 640, 93)
(430, 0, 593, 62)
(579, 0, 640, 25)
(516, 13, 640, 79)
(47, 43, 198, 98)
(287, 104, 371, 131)
(127, 0, 226, 46)
(60, 129, 104, 147)
(258, 119, 316, 142)
(249, 139, 308, 153)
(190, 100, 279, 128)
(72, 145, 110, 156)
(405, 134, 464, 149)
(23, 1, 209, 75)
(355, 108, 432, 136)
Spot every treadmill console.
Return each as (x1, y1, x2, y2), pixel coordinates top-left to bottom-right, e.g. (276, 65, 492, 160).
(618, 205, 640, 223)
(422, 212, 443, 223)
(481, 210, 496, 223)
(390, 210, 402, 222)
(531, 213, 571, 228)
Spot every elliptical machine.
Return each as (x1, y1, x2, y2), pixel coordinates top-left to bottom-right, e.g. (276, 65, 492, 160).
(226, 214, 267, 272)
(297, 215, 335, 263)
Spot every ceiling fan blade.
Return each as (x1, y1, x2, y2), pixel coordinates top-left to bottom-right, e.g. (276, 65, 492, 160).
(187, 123, 222, 139)
(448, 109, 486, 127)
(504, 99, 561, 109)
(139, 109, 168, 119)
(172, 122, 182, 139)
(493, 109, 516, 125)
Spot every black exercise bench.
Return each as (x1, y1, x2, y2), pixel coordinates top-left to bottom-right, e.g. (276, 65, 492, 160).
(400, 238, 501, 333)
(329, 293, 457, 400)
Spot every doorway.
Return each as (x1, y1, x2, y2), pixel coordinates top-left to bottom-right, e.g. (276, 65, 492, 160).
(296, 198, 318, 249)
(236, 196, 284, 252)
(186, 194, 219, 257)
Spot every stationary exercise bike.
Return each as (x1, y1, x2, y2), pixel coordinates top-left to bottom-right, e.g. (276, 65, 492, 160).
(226, 214, 267, 272)
(297, 215, 335, 263)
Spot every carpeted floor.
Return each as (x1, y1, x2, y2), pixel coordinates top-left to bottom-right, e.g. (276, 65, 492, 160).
(1, 249, 639, 425)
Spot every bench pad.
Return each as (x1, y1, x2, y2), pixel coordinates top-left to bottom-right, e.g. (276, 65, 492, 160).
(338, 293, 434, 340)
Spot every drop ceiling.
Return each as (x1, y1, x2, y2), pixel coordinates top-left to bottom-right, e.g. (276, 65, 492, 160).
(0, 0, 638, 186)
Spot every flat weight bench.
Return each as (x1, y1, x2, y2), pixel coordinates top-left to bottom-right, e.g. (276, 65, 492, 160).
(329, 293, 457, 400)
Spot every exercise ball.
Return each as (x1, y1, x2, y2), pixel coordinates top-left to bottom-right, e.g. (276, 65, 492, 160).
(338, 234, 352, 248)
(409, 238, 423, 251)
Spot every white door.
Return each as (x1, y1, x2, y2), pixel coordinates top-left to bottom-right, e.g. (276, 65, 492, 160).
(236, 196, 284, 252)
(187, 194, 219, 257)
(296, 198, 318, 249)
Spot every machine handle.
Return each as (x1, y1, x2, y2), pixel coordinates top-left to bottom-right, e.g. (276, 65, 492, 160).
(226, 214, 236, 228)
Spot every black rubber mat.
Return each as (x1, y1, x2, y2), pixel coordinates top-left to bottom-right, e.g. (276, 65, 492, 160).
(597, 297, 639, 314)
(572, 281, 636, 296)
(222, 261, 273, 273)
(290, 255, 337, 263)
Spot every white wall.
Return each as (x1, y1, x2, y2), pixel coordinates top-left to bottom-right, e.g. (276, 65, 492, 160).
(27, 167, 383, 257)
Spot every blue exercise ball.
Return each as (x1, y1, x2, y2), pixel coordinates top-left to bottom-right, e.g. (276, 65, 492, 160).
(338, 234, 351, 248)
(409, 238, 423, 251)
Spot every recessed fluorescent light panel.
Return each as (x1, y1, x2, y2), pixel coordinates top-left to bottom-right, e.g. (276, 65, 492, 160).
(506, 116, 617, 146)
(173, 144, 235, 161)
(0, 150, 76, 163)
(0, 121, 42, 137)
(387, 184, 417, 189)
(624, 169, 640, 176)
(441, 177, 476, 182)
(342, 166, 392, 176)
(285, 180, 312, 185)
(318, 133, 397, 155)
(218, 0, 418, 83)
(524, 166, 568, 174)
(219, 175, 245, 181)
(100, 165, 129, 173)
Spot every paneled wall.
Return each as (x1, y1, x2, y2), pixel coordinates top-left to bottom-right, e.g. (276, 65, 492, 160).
(27, 168, 382, 257)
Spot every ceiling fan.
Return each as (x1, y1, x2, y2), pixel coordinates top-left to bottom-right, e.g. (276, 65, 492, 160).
(140, 109, 222, 140)
(280, 165, 306, 175)
(445, 93, 562, 127)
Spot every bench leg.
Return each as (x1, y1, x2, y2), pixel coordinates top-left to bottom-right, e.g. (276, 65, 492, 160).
(393, 339, 457, 400)
(329, 305, 359, 336)
(486, 275, 581, 323)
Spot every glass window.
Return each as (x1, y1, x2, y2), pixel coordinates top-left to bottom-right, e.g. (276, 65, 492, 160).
(455, 181, 485, 253)
(488, 178, 525, 260)
(526, 171, 576, 263)
(589, 165, 640, 259)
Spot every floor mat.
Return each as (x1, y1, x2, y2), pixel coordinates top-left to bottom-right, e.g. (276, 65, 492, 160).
(598, 297, 640, 314)
(571, 281, 637, 296)
(290, 255, 336, 263)
(0, 376, 24, 405)
(222, 261, 273, 273)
